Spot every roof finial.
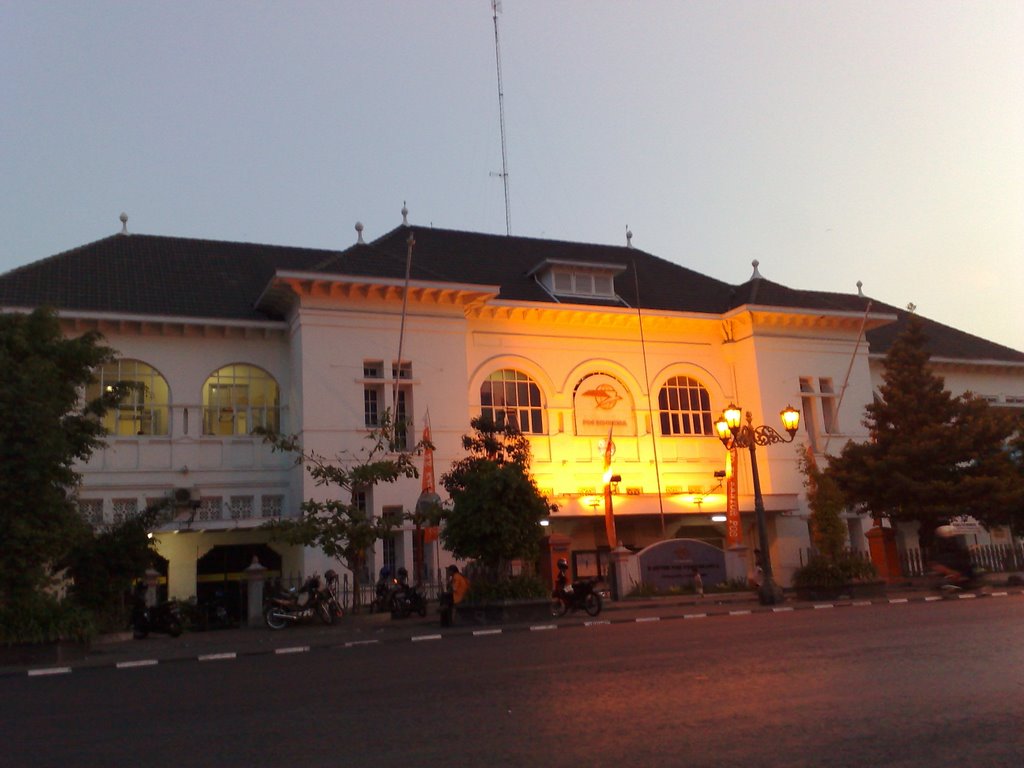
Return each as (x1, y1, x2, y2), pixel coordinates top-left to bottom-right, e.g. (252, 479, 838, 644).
(750, 259, 762, 279)
(856, 280, 864, 297)
(402, 202, 409, 226)
(119, 212, 128, 235)
(355, 221, 365, 244)
(626, 226, 633, 248)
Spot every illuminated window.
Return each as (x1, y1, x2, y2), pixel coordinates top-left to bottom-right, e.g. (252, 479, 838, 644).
(202, 364, 280, 436)
(87, 359, 170, 436)
(658, 376, 713, 436)
(480, 369, 544, 434)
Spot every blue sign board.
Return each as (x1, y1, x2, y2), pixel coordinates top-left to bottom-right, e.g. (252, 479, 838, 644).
(637, 538, 726, 591)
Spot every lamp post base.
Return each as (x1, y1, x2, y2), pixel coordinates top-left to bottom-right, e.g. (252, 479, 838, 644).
(758, 577, 785, 606)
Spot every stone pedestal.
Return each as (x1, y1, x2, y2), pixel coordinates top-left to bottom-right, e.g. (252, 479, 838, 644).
(866, 525, 902, 583)
(609, 546, 637, 601)
(725, 544, 749, 586)
(539, 533, 572, 590)
(244, 556, 268, 628)
(144, 567, 160, 607)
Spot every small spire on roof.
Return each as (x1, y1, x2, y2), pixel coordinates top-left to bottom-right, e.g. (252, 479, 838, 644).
(355, 221, 365, 244)
(856, 280, 864, 297)
(626, 226, 633, 248)
(750, 259, 762, 280)
(119, 212, 128, 235)
(402, 202, 409, 226)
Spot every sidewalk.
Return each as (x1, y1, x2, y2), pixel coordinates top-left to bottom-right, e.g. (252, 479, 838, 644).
(5, 583, 1022, 678)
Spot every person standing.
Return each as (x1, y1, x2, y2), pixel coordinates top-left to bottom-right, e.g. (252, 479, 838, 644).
(692, 566, 704, 598)
(440, 564, 470, 626)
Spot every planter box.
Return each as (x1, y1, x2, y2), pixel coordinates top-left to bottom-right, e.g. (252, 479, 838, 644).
(455, 598, 552, 625)
(795, 580, 887, 602)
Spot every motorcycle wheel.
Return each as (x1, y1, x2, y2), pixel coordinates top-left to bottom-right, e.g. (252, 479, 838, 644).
(549, 597, 568, 618)
(264, 606, 289, 630)
(165, 617, 183, 637)
(132, 625, 149, 640)
(416, 597, 427, 618)
(316, 601, 334, 625)
(390, 595, 409, 619)
(583, 592, 602, 617)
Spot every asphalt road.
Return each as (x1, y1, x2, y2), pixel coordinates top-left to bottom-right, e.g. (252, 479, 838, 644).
(4, 598, 1023, 768)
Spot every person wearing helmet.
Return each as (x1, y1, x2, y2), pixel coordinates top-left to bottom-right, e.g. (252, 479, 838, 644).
(556, 558, 570, 593)
(373, 565, 394, 612)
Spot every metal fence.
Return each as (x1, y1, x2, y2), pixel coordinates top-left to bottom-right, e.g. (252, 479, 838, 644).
(898, 542, 1024, 578)
(801, 543, 1024, 578)
(798, 548, 872, 567)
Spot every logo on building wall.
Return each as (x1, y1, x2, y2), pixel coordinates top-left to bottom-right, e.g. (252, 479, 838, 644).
(581, 383, 621, 410)
(573, 373, 636, 436)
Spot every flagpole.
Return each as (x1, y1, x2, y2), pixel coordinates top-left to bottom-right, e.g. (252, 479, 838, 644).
(633, 260, 666, 537)
(393, 231, 415, 428)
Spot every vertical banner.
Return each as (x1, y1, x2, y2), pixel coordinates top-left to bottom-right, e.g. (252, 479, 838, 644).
(420, 413, 440, 545)
(601, 428, 618, 548)
(725, 446, 741, 546)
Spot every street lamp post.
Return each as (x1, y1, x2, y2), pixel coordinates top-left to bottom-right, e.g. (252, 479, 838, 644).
(715, 403, 800, 606)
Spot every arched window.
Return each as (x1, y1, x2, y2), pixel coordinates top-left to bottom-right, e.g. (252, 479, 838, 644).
(87, 359, 170, 436)
(658, 376, 713, 436)
(202, 364, 280, 436)
(480, 369, 544, 434)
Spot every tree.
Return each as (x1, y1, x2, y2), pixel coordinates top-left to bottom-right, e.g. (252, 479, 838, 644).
(64, 501, 169, 631)
(0, 307, 130, 609)
(828, 316, 1022, 545)
(439, 415, 556, 578)
(798, 447, 846, 562)
(257, 411, 424, 609)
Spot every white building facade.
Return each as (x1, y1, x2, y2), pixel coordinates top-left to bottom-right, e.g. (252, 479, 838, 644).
(3, 218, 1022, 607)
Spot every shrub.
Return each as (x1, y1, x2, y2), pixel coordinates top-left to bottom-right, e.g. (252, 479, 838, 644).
(0, 594, 95, 646)
(465, 573, 548, 602)
(793, 553, 877, 589)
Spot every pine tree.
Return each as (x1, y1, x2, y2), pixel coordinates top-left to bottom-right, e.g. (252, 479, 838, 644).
(829, 316, 1023, 542)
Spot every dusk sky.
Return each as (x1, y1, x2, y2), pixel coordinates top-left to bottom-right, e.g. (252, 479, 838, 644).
(2, 1, 1021, 351)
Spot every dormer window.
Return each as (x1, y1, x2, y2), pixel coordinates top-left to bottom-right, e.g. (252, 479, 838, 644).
(530, 258, 625, 302)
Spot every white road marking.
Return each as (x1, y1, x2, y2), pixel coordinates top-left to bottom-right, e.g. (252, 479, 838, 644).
(274, 646, 309, 655)
(117, 659, 158, 668)
(27, 667, 71, 677)
(198, 652, 236, 662)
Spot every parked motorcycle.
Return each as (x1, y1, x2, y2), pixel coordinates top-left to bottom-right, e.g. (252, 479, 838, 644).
(390, 582, 428, 619)
(264, 574, 334, 630)
(130, 584, 183, 638)
(322, 570, 344, 620)
(368, 567, 394, 614)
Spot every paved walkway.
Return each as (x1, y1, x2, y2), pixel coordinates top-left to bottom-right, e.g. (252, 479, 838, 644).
(5, 581, 1023, 678)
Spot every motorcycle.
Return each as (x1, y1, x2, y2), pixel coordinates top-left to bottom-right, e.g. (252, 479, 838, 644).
(322, 570, 345, 620)
(130, 585, 183, 639)
(264, 574, 334, 630)
(550, 578, 602, 618)
(390, 582, 428, 619)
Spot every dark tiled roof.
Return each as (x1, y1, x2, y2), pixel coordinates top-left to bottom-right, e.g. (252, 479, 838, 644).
(863, 300, 1024, 363)
(0, 234, 332, 321)
(1, 226, 1021, 363)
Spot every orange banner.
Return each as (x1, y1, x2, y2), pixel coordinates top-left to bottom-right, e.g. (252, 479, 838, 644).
(726, 446, 741, 546)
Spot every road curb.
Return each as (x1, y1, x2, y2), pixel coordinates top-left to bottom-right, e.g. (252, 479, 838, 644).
(6, 589, 1023, 679)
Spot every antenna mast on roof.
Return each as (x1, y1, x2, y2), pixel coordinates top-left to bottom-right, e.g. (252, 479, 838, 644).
(491, 0, 511, 235)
